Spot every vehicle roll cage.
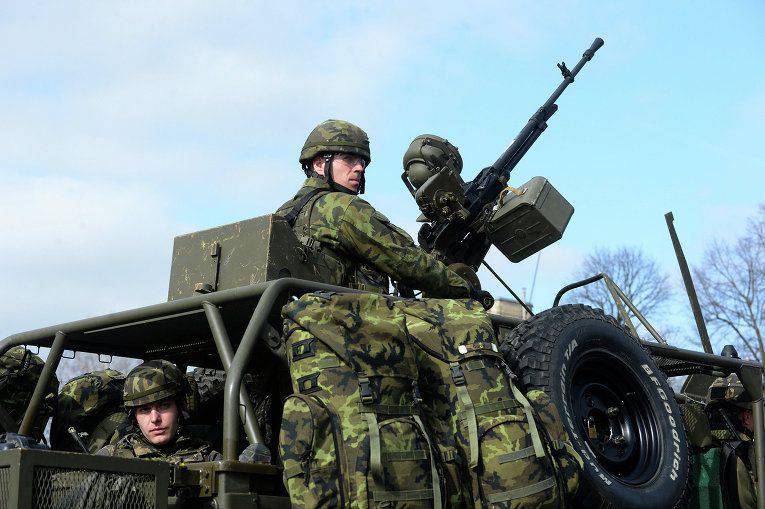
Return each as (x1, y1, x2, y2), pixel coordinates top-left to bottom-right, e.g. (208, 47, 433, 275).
(2, 276, 763, 508)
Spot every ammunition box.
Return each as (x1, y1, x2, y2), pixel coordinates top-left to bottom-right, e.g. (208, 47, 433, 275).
(486, 177, 573, 262)
(167, 215, 333, 300)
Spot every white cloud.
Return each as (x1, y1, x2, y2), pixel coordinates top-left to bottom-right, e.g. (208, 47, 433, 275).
(0, 0, 565, 340)
(0, 177, 182, 336)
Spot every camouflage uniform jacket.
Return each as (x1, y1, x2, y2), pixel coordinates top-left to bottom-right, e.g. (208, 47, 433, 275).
(276, 177, 470, 297)
(97, 431, 221, 464)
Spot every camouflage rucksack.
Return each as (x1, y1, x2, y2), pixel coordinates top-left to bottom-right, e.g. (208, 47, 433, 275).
(0, 346, 59, 439)
(280, 292, 441, 508)
(399, 298, 581, 508)
(51, 369, 128, 453)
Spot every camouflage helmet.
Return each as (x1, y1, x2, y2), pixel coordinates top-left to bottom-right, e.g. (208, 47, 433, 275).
(707, 373, 750, 410)
(402, 134, 463, 189)
(0, 346, 59, 439)
(299, 119, 371, 167)
(123, 360, 185, 409)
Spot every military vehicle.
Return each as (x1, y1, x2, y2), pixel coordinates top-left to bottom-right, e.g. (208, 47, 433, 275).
(1, 37, 762, 509)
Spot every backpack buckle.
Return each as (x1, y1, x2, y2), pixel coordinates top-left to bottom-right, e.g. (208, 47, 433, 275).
(412, 381, 423, 404)
(297, 373, 321, 394)
(358, 377, 375, 405)
(450, 363, 466, 386)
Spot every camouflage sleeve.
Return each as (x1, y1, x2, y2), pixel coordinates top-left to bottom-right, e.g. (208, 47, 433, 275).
(95, 444, 116, 456)
(337, 197, 470, 298)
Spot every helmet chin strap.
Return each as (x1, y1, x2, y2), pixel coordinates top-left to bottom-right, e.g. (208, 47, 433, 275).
(317, 153, 361, 195)
(322, 153, 335, 187)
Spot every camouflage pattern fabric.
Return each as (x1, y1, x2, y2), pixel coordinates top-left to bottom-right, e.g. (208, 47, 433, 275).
(275, 177, 471, 297)
(123, 360, 186, 408)
(708, 373, 750, 409)
(680, 400, 715, 450)
(97, 431, 221, 463)
(300, 119, 371, 165)
(0, 345, 59, 439)
(280, 292, 441, 508)
(398, 298, 581, 508)
(51, 368, 127, 453)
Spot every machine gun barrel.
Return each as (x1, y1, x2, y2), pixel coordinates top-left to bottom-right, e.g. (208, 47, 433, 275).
(419, 37, 603, 266)
(492, 37, 604, 179)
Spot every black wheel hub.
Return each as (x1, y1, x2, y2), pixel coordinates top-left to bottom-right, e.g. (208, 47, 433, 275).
(570, 348, 662, 485)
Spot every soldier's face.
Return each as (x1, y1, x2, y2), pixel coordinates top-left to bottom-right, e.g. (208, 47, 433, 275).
(135, 398, 180, 446)
(740, 409, 753, 432)
(313, 153, 366, 193)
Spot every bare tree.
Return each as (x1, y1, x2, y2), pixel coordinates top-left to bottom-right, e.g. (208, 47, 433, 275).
(695, 207, 765, 362)
(567, 246, 673, 327)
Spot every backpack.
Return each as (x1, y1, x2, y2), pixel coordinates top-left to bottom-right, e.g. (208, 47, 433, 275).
(51, 369, 127, 453)
(0, 346, 59, 439)
(280, 292, 441, 508)
(399, 298, 581, 508)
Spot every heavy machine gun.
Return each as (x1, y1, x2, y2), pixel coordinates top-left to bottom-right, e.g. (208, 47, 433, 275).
(403, 37, 604, 269)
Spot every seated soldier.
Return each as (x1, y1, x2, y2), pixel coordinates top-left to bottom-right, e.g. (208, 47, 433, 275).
(97, 360, 220, 463)
(707, 373, 757, 509)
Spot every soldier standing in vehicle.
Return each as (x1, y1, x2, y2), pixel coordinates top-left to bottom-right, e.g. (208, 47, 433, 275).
(276, 119, 476, 298)
(97, 360, 220, 463)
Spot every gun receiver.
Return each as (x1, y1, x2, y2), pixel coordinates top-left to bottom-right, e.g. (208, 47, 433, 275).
(416, 37, 604, 269)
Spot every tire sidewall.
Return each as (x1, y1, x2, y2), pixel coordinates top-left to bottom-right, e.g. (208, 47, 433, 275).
(547, 315, 688, 507)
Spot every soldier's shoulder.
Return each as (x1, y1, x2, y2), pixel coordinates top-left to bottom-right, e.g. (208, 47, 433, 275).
(95, 440, 136, 458)
(315, 190, 362, 209)
(95, 444, 117, 456)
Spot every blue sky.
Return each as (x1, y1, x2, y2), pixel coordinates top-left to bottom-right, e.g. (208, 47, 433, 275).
(1, 1, 763, 352)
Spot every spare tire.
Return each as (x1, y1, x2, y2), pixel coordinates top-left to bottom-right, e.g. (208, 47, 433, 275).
(501, 304, 689, 509)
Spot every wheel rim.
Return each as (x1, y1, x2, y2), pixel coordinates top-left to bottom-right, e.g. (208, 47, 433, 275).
(569, 348, 663, 485)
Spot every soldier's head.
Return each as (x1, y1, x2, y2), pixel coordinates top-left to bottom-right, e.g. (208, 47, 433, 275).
(708, 373, 753, 433)
(123, 360, 187, 446)
(299, 119, 371, 195)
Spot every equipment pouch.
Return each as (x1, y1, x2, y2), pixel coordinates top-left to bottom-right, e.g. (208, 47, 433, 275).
(365, 415, 441, 508)
(526, 390, 581, 499)
(437, 445, 470, 509)
(279, 394, 345, 508)
(468, 413, 560, 508)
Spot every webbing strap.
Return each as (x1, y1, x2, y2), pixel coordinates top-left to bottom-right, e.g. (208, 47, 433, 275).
(359, 403, 416, 416)
(440, 447, 458, 462)
(363, 412, 384, 485)
(474, 398, 518, 416)
(510, 383, 546, 459)
(455, 382, 479, 470)
(457, 341, 500, 355)
(485, 477, 556, 503)
(413, 414, 442, 509)
(316, 357, 341, 369)
(372, 488, 434, 502)
(283, 188, 327, 227)
(498, 446, 536, 464)
(283, 465, 304, 480)
(382, 450, 427, 462)
(463, 359, 486, 371)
